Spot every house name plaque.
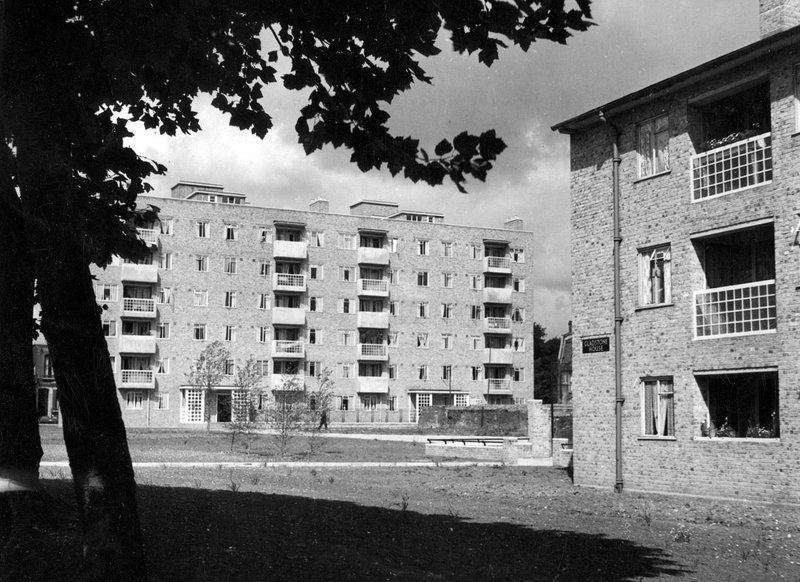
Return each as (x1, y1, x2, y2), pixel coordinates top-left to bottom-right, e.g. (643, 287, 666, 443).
(582, 336, 610, 353)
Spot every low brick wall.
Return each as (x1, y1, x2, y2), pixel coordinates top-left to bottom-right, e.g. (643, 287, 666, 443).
(418, 405, 527, 435)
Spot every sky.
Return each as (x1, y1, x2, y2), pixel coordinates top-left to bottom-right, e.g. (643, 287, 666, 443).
(128, 0, 759, 339)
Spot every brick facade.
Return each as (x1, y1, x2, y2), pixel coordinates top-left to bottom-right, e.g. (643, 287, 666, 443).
(556, 15, 800, 503)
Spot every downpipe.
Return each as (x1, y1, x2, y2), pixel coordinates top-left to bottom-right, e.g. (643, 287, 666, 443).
(599, 111, 625, 493)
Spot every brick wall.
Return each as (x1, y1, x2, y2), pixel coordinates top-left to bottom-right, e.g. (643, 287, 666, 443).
(418, 404, 527, 435)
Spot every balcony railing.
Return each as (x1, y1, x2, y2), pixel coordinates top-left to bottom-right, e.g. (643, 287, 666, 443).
(121, 369, 154, 386)
(485, 378, 511, 392)
(273, 273, 306, 291)
(273, 340, 305, 357)
(123, 297, 155, 313)
(484, 256, 511, 272)
(137, 228, 159, 246)
(485, 317, 512, 331)
(694, 280, 776, 339)
(358, 343, 388, 358)
(691, 132, 772, 202)
(358, 278, 388, 295)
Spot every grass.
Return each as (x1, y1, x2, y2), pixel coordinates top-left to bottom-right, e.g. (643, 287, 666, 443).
(12, 428, 800, 581)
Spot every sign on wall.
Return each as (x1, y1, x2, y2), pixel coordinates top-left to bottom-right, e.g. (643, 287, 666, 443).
(582, 336, 610, 353)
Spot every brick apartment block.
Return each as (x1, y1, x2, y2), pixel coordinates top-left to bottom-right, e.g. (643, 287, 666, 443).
(35, 181, 534, 427)
(553, 0, 800, 503)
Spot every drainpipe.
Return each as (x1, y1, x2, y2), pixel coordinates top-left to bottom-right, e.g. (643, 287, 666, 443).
(599, 111, 625, 493)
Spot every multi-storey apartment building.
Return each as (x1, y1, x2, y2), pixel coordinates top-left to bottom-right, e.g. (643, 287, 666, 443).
(552, 1, 800, 503)
(40, 181, 533, 427)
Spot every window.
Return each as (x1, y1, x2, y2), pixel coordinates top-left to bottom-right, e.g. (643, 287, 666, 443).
(225, 224, 238, 241)
(442, 365, 452, 381)
(338, 266, 354, 281)
(196, 221, 209, 238)
(224, 359, 235, 376)
(637, 114, 670, 178)
(470, 274, 482, 290)
(309, 297, 322, 312)
(339, 298, 353, 314)
(156, 393, 170, 410)
(415, 333, 429, 348)
(338, 362, 353, 378)
(471, 336, 482, 350)
(388, 331, 399, 346)
(193, 324, 206, 341)
(441, 272, 453, 288)
(417, 302, 429, 318)
(639, 245, 671, 306)
(511, 248, 525, 263)
(441, 241, 453, 257)
(109, 355, 116, 372)
(157, 322, 170, 339)
(441, 303, 453, 319)
(126, 391, 144, 410)
(157, 287, 172, 305)
(308, 329, 321, 345)
(224, 325, 236, 342)
(418, 365, 428, 381)
(275, 294, 301, 309)
(388, 238, 399, 253)
(470, 305, 482, 320)
(257, 326, 270, 343)
(42, 354, 54, 378)
(224, 257, 238, 275)
(159, 218, 174, 236)
(641, 377, 674, 437)
(512, 307, 525, 322)
(258, 293, 271, 310)
(417, 240, 429, 255)
(224, 291, 237, 309)
(257, 360, 270, 376)
(259, 260, 271, 277)
(193, 290, 208, 307)
(471, 366, 482, 381)
(388, 365, 397, 380)
(159, 252, 173, 270)
(95, 284, 118, 302)
(389, 301, 399, 316)
(700, 371, 778, 438)
(513, 368, 525, 382)
(306, 361, 320, 377)
(470, 244, 482, 259)
(338, 233, 356, 249)
(513, 277, 525, 292)
(339, 395, 351, 410)
(416, 271, 429, 287)
(258, 226, 272, 243)
(309, 265, 323, 280)
(102, 320, 117, 337)
(196, 255, 209, 272)
(388, 270, 399, 285)
(455, 394, 469, 407)
(311, 230, 324, 247)
(338, 330, 355, 346)
(513, 337, 525, 352)
(156, 358, 170, 374)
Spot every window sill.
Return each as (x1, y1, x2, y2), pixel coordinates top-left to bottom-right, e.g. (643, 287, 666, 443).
(637, 436, 676, 441)
(633, 170, 671, 184)
(635, 302, 674, 312)
(692, 437, 781, 443)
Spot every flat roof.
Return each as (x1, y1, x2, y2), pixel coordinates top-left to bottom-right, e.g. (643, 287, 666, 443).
(349, 200, 399, 208)
(552, 25, 800, 134)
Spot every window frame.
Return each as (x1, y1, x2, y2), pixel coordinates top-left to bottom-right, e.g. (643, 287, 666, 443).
(638, 244, 672, 307)
(637, 114, 670, 179)
(640, 377, 675, 438)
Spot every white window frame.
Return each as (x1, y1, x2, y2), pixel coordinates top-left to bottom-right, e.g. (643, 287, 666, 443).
(258, 326, 270, 343)
(513, 277, 525, 292)
(388, 238, 399, 253)
(416, 333, 429, 349)
(102, 320, 117, 337)
(309, 297, 322, 312)
(641, 377, 674, 437)
(259, 260, 271, 277)
(126, 391, 144, 410)
(159, 218, 174, 236)
(193, 290, 208, 307)
(193, 324, 207, 341)
(639, 244, 672, 306)
(441, 272, 453, 288)
(225, 224, 238, 241)
(418, 365, 429, 381)
(442, 334, 453, 350)
(417, 271, 429, 287)
(389, 300, 398, 316)
(159, 252, 173, 270)
(417, 302, 429, 318)
(156, 358, 170, 374)
(258, 293, 271, 310)
(95, 284, 118, 302)
(311, 230, 325, 247)
(309, 265, 323, 280)
(196, 221, 209, 238)
(224, 291, 238, 309)
(441, 303, 453, 319)
(224, 325, 236, 342)
(637, 114, 670, 178)
(224, 256, 238, 275)
(196, 255, 209, 272)
(339, 266, 354, 282)
(417, 239, 430, 256)
(156, 393, 170, 410)
(338, 233, 356, 250)
(157, 322, 171, 339)
(441, 241, 453, 257)
(513, 367, 525, 382)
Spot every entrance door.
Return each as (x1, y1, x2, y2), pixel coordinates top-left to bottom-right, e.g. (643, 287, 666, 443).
(217, 393, 232, 422)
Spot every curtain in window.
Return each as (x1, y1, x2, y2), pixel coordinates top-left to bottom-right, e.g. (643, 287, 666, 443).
(643, 381, 657, 434)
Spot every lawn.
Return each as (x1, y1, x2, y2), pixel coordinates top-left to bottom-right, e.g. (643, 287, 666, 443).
(11, 428, 800, 581)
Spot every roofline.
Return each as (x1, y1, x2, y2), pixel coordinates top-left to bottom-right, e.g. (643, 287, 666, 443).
(386, 210, 445, 218)
(349, 200, 399, 208)
(187, 189, 246, 198)
(551, 26, 800, 134)
(171, 181, 224, 189)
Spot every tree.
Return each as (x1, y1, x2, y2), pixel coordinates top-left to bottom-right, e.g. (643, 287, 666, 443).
(0, 1, 593, 576)
(305, 369, 336, 456)
(229, 356, 265, 452)
(186, 341, 232, 432)
(533, 323, 561, 403)
(267, 373, 307, 458)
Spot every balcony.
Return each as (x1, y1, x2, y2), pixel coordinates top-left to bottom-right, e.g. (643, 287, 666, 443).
(483, 256, 511, 274)
(694, 280, 776, 339)
(691, 132, 772, 202)
(358, 343, 388, 361)
(272, 307, 306, 326)
(137, 228, 159, 247)
(483, 317, 512, 334)
(272, 340, 305, 358)
(270, 374, 306, 391)
(357, 278, 389, 298)
(483, 287, 512, 304)
(357, 247, 389, 265)
(121, 369, 155, 389)
(122, 297, 156, 318)
(483, 348, 513, 365)
(118, 335, 156, 354)
(357, 377, 390, 394)
(120, 263, 158, 284)
(357, 311, 389, 329)
(273, 240, 307, 259)
(484, 378, 512, 395)
(273, 273, 306, 292)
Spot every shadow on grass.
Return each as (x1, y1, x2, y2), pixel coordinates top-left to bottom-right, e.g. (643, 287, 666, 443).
(13, 480, 690, 582)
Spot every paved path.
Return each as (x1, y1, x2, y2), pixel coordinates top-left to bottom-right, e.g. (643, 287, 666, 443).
(41, 458, 552, 469)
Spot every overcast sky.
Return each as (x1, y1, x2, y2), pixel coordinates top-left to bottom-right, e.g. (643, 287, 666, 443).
(129, 0, 758, 338)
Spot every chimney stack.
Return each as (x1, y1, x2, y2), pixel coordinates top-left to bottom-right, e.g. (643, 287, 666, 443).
(309, 197, 329, 213)
(504, 216, 524, 230)
(760, 0, 800, 38)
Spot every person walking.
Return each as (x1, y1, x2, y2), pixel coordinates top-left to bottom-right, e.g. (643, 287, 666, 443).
(318, 410, 328, 430)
